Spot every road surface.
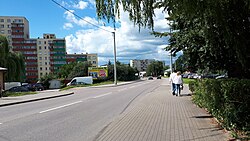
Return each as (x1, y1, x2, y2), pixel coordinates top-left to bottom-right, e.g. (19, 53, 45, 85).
(0, 78, 163, 141)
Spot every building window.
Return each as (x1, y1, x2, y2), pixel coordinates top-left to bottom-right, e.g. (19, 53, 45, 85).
(39, 57, 42, 60)
(44, 41, 46, 44)
(7, 19, 11, 23)
(39, 46, 41, 50)
(0, 24, 4, 28)
(40, 67, 42, 71)
(45, 57, 47, 60)
(40, 73, 43, 76)
(45, 67, 48, 70)
(0, 19, 4, 22)
(44, 46, 46, 49)
(0, 30, 4, 34)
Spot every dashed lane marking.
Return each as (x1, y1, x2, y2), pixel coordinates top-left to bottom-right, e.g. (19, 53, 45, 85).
(92, 92, 113, 98)
(39, 101, 83, 114)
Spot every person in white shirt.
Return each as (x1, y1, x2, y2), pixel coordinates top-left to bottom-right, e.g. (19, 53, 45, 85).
(173, 71, 183, 96)
(169, 70, 177, 95)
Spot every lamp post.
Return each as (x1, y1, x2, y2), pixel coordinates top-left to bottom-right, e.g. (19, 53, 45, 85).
(112, 31, 117, 85)
(169, 26, 173, 73)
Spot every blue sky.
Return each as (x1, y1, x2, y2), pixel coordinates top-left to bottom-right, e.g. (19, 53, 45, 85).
(0, 0, 177, 66)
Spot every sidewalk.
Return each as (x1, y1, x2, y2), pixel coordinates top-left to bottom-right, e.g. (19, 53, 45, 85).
(0, 89, 74, 107)
(95, 79, 230, 141)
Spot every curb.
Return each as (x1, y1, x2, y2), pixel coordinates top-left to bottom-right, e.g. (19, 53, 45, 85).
(0, 92, 74, 107)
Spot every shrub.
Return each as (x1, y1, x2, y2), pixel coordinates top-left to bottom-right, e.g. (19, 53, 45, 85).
(191, 79, 250, 134)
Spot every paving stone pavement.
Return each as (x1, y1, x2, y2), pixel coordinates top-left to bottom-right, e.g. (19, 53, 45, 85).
(95, 79, 230, 141)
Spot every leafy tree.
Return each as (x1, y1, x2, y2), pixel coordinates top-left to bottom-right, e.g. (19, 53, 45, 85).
(0, 35, 25, 81)
(107, 61, 138, 81)
(95, 0, 250, 78)
(67, 62, 90, 79)
(56, 62, 90, 80)
(146, 61, 164, 76)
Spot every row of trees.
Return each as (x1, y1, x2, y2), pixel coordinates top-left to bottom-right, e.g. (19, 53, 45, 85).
(95, 0, 250, 79)
(0, 35, 25, 82)
(40, 60, 140, 87)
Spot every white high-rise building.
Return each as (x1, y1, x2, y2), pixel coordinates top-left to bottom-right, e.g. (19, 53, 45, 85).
(130, 59, 155, 71)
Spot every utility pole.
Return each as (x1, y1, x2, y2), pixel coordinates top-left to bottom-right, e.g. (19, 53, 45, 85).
(112, 32, 117, 85)
(169, 27, 173, 73)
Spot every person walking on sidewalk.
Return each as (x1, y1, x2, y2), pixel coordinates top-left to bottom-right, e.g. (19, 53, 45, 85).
(169, 70, 177, 95)
(173, 71, 183, 96)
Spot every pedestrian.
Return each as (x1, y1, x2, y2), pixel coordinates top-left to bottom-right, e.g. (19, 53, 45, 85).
(169, 70, 177, 95)
(173, 71, 183, 96)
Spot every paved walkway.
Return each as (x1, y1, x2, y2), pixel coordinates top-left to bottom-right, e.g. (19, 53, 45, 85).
(95, 79, 230, 141)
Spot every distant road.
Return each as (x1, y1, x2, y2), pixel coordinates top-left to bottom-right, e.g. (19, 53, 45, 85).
(0, 78, 164, 141)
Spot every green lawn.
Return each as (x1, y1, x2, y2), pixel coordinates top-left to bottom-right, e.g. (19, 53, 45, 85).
(3, 91, 37, 97)
(183, 78, 196, 84)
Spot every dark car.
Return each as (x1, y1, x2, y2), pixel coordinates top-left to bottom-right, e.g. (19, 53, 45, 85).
(148, 76, 153, 80)
(157, 75, 161, 79)
(7, 86, 29, 92)
(32, 83, 44, 91)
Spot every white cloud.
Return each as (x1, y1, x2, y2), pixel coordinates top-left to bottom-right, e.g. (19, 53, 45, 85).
(87, 0, 95, 6)
(64, 10, 99, 27)
(61, 1, 89, 10)
(64, 7, 171, 66)
(73, 1, 88, 10)
(63, 23, 73, 30)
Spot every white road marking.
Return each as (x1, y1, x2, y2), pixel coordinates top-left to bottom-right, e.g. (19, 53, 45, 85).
(118, 88, 127, 92)
(92, 92, 112, 98)
(39, 101, 82, 114)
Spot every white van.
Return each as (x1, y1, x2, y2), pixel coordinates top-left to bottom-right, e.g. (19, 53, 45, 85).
(67, 76, 93, 86)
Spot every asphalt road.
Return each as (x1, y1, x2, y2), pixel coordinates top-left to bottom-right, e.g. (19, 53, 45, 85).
(0, 78, 163, 141)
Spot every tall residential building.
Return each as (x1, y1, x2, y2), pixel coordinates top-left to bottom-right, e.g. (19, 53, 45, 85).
(0, 16, 29, 48)
(86, 53, 98, 67)
(0, 16, 98, 82)
(66, 53, 87, 63)
(66, 53, 98, 67)
(130, 59, 155, 71)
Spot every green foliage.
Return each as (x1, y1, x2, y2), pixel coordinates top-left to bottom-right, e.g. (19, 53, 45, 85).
(107, 61, 139, 81)
(146, 61, 164, 76)
(191, 79, 250, 136)
(55, 62, 90, 80)
(95, 0, 250, 78)
(3, 91, 37, 97)
(0, 35, 25, 82)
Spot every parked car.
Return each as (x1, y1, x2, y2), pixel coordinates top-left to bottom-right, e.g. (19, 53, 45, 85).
(157, 75, 161, 79)
(148, 76, 153, 80)
(6, 86, 29, 92)
(215, 75, 228, 79)
(25, 83, 44, 91)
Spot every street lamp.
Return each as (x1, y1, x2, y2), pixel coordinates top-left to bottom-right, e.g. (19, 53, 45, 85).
(169, 26, 173, 73)
(112, 31, 117, 85)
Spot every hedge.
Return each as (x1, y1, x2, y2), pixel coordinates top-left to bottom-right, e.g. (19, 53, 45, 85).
(189, 79, 250, 135)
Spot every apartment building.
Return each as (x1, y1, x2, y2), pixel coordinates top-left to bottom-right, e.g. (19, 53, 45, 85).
(0, 16, 98, 82)
(0, 16, 29, 48)
(130, 59, 155, 71)
(87, 53, 98, 67)
(66, 53, 98, 67)
(66, 53, 87, 63)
